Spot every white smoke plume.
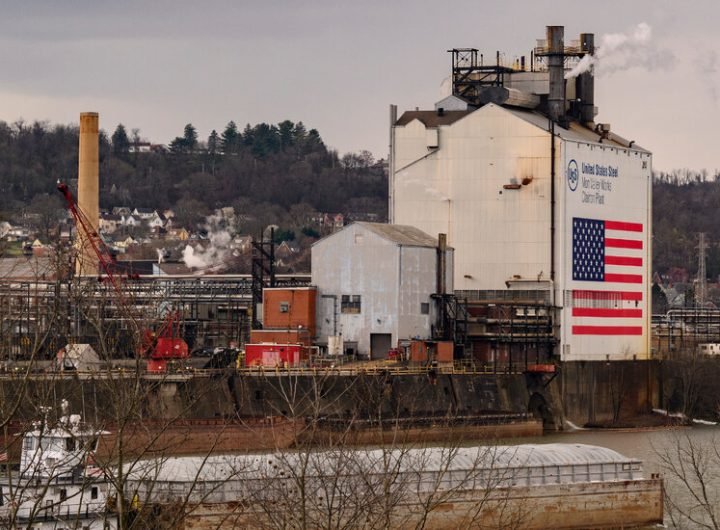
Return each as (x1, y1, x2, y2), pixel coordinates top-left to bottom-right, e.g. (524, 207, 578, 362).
(565, 22, 675, 79)
(182, 231, 231, 270)
(182, 244, 209, 269)
(181, 208, 235, 270)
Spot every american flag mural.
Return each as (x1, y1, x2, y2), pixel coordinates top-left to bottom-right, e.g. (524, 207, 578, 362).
(571, 217, 644, 336)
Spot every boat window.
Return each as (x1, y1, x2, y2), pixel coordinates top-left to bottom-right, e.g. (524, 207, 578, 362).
(65, 438, 76, 452)
(23, 436, 35, 451)
(91, 487, 98, 500)
(60, 488, 67, 501)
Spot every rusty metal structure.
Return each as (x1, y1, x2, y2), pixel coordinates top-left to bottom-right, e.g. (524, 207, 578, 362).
(251, 229, 276, 329)
(0, 274, 312, 361)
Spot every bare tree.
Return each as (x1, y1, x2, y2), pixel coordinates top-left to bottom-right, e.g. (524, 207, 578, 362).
(656, 431, 720, 529)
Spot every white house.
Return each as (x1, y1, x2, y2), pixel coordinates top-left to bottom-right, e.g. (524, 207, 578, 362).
(132, 208, 156, 220)
(312, 222, 453, 359)
(147, 212, 166, 229)
(121, 214, 140, 228)
(100, 214, 122, 235)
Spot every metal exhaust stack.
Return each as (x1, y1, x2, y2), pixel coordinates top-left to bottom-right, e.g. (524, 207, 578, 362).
(77, 112, 100, 276)
(546, 26, 565, 123)
(437, 233, 447, 296)
(577, 33, 595, 124)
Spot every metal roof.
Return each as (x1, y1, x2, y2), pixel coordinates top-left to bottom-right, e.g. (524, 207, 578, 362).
(354, 222, 439, 248)
(395, 110, 472, 127)
(504, 106, 650, 153)
(394, 104, 650, 154)
(0, 257, 55, 280)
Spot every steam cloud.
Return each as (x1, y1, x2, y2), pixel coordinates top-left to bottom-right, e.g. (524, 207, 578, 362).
(182, 210, 234, 270)
(565, 22, 675, 79)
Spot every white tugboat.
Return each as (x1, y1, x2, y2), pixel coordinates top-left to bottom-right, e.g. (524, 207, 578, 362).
(0, 401, 117, 529)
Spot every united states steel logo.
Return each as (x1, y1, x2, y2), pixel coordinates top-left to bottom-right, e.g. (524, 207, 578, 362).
(567, 159, 579, 191)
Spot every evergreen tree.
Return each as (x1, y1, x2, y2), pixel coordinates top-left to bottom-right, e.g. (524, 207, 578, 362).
(292, 121, 307, 142)
(183, 123, 198, 152)
(251, 123, 280, 158)
(278, 120, 295, 151)
(241, 123, 254, 147)
(111, 124, 130, 157)
(207, 130, 219, 156)
(220, 121, 239, 154)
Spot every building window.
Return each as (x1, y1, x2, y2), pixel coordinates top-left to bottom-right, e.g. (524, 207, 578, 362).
(279, 301, 290, 313)
(420, 302, 430, 315)
(341, 295, 361, 314)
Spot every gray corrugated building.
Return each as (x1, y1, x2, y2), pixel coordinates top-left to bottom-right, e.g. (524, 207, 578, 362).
(312, 222, 453, 358)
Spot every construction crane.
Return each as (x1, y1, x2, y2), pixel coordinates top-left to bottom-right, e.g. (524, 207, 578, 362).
(57, 181, 189, 372)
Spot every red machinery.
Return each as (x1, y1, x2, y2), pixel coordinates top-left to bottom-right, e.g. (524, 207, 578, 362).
(58, 181, 188, 372)
(244, 343, 308, 368)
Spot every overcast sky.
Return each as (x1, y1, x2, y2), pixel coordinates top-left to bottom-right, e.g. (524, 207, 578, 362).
(0, 1, 717, 171)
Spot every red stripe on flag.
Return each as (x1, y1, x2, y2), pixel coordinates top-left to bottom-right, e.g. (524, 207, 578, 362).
(572, 325, 643, 335)
(605, 255, 643, 267)
(605, 220, 643, 232)
(572, 290, 643, 301)
(604, 273, 643, 284)
(572, 308, 643, 318)
(605, 238, 643, 250)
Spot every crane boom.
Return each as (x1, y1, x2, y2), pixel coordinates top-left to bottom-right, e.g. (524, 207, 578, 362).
(57, 181, 188, 371)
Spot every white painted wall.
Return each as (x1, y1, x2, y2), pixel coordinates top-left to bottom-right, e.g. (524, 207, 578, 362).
(391, 104, 651, 361)
(560, 141, 652, 360)
(312, 224, 448, 356)
(392, 104, 553, 291)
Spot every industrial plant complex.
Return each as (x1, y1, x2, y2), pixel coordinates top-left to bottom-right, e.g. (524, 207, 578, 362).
(0, 26, 661, 425)
(0, 23, 692, 528)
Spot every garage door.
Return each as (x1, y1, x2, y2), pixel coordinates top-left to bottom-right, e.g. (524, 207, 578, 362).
(370, 333, 392, 360)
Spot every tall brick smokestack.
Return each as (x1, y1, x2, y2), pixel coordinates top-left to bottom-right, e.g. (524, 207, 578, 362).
(77, 112, 99, 276)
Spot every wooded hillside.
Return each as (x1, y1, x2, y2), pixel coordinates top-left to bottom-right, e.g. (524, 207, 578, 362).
(1, 119, 718, 278)
(0, 119, 387, 236)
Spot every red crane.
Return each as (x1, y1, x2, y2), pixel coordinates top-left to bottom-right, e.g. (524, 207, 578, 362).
(57, 181, 188, 372)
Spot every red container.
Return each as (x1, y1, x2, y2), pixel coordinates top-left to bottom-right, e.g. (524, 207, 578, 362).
(244, 343, 307, 368)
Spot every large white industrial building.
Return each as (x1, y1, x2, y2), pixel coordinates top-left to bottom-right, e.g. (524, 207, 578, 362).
(390, 27, 651, 362)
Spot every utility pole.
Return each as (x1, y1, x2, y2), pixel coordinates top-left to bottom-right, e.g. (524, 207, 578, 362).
(696, 232, 708, 307)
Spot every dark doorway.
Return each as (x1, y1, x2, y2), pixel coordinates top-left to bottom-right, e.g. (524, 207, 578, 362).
(370, 333, 392, 360)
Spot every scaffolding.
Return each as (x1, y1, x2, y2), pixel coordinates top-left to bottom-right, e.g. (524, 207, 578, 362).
(0, 274, 309, 361)
(457, 290, 557, 373)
